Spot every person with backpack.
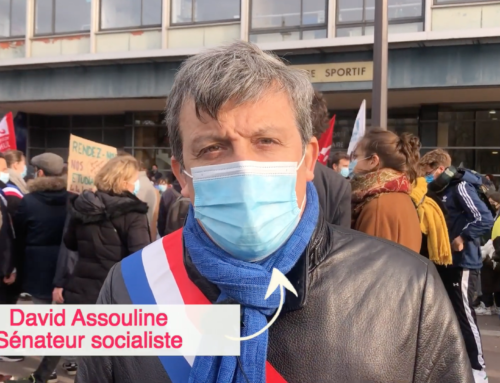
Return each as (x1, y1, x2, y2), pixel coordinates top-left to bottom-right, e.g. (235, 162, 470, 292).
(420, 149, 494, 382)
(62, 155, 151, 305)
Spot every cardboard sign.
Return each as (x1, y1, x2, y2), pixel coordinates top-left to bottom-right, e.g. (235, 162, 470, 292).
(0, 112, 17, 152)
(67, 134, 117, 194)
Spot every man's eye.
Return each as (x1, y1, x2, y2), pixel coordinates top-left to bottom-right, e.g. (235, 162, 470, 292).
(201, 145, 221, 155)
(259, 138, 276, 145)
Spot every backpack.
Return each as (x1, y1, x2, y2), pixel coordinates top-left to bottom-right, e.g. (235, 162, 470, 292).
(165, 193, 191, 235)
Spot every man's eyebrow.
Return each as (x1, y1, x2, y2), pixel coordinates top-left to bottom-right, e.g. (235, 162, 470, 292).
(191, 134, 229, 148)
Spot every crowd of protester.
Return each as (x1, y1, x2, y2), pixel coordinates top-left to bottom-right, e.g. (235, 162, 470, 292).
(0, 41, 499, 383)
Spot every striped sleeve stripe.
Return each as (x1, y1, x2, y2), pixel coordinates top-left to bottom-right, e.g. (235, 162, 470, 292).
(458, 181, 482, 231)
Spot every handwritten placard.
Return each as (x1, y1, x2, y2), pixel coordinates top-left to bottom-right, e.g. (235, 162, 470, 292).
(67, 134, 117, 194)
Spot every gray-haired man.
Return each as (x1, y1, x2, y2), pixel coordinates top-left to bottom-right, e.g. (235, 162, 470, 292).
(75, 42, 473, 383)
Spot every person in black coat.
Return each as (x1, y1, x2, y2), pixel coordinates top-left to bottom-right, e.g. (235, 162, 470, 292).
(310, 90, 351, 228)
(63, 155, 151, 305)
(13, 153, 68, 304)
(0, 153, 16, 305)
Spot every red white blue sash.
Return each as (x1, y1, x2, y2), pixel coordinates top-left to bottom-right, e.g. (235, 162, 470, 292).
(121, 229, 288, 383)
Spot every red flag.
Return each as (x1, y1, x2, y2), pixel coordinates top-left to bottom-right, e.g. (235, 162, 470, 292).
(0, 112, 16, 152)
(317, 115, 335, 165)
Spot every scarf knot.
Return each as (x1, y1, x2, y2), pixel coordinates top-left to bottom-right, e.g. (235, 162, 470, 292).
(184, 182, 319, 383)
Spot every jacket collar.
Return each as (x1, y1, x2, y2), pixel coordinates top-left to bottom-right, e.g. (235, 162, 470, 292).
(183, 211, 330, 313)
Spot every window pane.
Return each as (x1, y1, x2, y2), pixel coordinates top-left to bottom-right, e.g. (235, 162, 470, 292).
(47, 129, 70, 148)
(11, 0, 27, 36)
(73, 115, 102, 128)
(365, 0, 375, 22)
(72, 129, 103, 143)
(104, 114, 126, 127)
(446, 121, 475, 147)
(171, 0, 192, 24)
(47, 115, 70, 128)
(336, 26, 363, 37)
(103, 128, 126, 148)
(29, 128, 45, 147)
(101, 0, 141, 29)
(303, 0, 326, 25)
(477, 150, 500, 175)
(447, 149, 474, 170)
(435, 0, 486, 3)
(134, 126, 169, 147)
(55, 0, 91, 33)
(388, 0, 422, 20)
(476, 112, 500, 147)
(251, 0, 301, 29)
(142, 0, 162, 25)
(0, 0, 11, 38)
(135, 148, 172, 171)
(388, 22, 423, 34)
(195, 0, 240, 23)
(35, 0, 53, 35)
(302, 29, 327, 40)
(249, 31, 300, 43)
(337, 0, 362, 23)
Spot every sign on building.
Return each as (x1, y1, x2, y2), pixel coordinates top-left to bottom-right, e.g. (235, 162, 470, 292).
(291, 62, 374, 83)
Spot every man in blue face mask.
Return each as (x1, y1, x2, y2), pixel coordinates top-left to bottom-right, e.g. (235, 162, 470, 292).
(75, 42, 473, 383)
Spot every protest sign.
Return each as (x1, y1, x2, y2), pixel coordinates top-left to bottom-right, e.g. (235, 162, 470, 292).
(0, 112, 16, 152)
(67, 134, 117, 194)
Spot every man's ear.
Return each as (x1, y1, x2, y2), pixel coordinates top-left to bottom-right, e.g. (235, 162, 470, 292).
(305, 137, 319, 182)
(370, 154, 381, 169)
(171, 156, 192, 199)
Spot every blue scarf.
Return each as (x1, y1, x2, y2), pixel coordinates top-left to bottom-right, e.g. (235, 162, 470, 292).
(183, 182, 319, 383)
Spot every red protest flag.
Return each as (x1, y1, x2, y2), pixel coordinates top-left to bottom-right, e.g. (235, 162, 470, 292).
(0, 112, 16, 152)
(317, 115, 335, 165)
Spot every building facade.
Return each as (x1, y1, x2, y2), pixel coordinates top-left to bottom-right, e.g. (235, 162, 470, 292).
(2, 0, 500, 174)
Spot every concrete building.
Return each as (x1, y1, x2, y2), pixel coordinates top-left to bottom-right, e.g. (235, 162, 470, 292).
(1, 0, 500, 174)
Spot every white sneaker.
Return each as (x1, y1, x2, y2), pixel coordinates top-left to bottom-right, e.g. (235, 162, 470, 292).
(475, 303, 493, 316)
(472, 369, 488, 383)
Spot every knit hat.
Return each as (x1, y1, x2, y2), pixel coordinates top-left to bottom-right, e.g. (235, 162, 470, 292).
(31, 153, 64, 176)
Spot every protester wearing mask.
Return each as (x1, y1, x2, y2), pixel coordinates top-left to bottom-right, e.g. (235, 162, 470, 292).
(63, 155, 151, 305)
(310, 90, 351, 228)
(76, 42, 471, 383)
(329, 151, 350, 178)
(420, 149, 494, 382)
(475, 192, 500, 316)
(350, 129, 422, 252)
(2, 150, 28, 216)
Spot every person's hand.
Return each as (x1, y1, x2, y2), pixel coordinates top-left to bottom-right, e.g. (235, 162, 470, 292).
(53, 287, 64, 304)
(452, 236, 465, 252)
(3, 272, 16, 285)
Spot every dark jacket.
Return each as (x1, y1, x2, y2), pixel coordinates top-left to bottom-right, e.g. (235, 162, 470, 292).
(441, 170, 494, 269)
(0, 186, 14, 278)
(157, 187, 181, 237)
(313, 162, 351, 228)
(77, 216, 473, 383)
(63, 190, 151, 304)
(13, 176, 68, 300)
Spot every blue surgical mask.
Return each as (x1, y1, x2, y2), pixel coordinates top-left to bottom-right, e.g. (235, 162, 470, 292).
(185, 156, 306, 262)
(20, 165, 27, 179)
(159, 185, 167, 193)
(348, 160, 357, 179)
(133, 179, 140, 195)
(340, 167, 350, 178)
(0, 172, 9, 185)
(425, 175, 434, 184)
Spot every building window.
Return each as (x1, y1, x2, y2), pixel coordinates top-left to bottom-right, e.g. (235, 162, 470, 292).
(171, 0, 240, 25)
(336, 0, 424, 37)
(100, 0, 162, 30)
(0, 0, 27, 38)
(35, 0, 91, 36)
(250, 0, 327, 43)
(434, 0, 490, 3)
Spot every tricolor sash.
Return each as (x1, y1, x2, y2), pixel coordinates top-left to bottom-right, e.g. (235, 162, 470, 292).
(121, 229, 288, 383)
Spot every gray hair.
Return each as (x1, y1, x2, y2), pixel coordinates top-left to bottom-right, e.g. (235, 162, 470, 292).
(165, 41, 314, 164)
